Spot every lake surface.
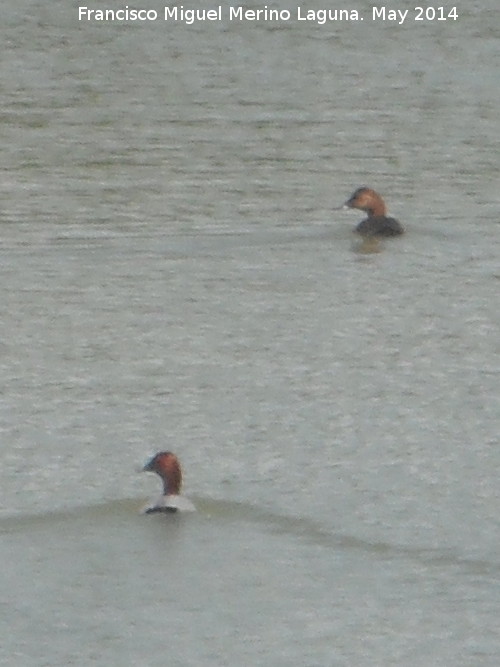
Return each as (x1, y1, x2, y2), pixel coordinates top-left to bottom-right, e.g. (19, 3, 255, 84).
(1, 1, 499, 665)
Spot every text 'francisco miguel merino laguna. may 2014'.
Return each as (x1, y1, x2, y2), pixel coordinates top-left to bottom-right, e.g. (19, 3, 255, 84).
(78, 6, 459, 25)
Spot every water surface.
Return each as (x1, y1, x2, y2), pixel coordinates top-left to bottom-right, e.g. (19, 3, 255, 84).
(1, 1, 499, 665)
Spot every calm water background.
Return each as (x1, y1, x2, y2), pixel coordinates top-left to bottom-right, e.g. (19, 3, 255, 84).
(1, 1, 499, 665)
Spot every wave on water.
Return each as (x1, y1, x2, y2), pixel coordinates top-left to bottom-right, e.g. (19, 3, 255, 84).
(2, 496, 497, 576)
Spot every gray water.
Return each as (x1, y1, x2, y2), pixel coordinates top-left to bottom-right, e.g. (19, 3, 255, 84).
(1, 1, 499, 665)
